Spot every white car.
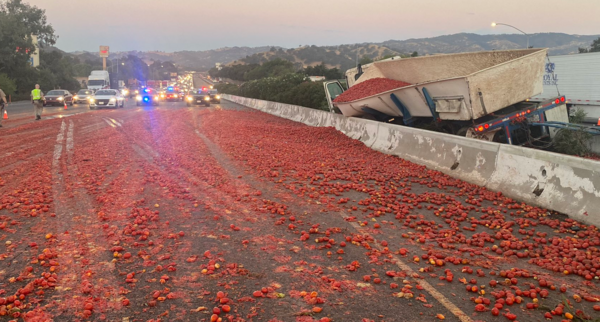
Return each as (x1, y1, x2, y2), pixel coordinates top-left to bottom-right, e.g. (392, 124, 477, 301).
(89, 89, 124, 109)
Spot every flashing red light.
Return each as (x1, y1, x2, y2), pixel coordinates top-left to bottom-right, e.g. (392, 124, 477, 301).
(478, 126, 484, 132)
(555, 99, 560, 104)
(560, 96, 565, 102)
(527, 109, 531, 113)
(484, 124, 489, 129)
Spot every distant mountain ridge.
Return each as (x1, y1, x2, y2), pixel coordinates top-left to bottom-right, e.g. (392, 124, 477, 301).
(380, 33, 599, 55)
(69, 33, 598, 71)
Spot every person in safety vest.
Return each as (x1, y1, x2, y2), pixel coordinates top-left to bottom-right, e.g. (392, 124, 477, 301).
(0, 87, 7, 127)
(31, 84, 45, 121)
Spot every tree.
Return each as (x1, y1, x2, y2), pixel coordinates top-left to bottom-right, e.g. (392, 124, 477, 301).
(578, 37, 600, 53)
(0, 0, 56, 76)
(411, 51, 419, 57)
(358, 55, 373, 65)
(0, 73, 17, 95)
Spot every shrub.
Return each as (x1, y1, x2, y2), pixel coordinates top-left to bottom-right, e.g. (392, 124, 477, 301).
(0, 73, 17, 96)
(552, 109, 592, 156)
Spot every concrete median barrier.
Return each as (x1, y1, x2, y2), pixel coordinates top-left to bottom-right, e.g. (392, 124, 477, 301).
(222, 94, 600, 226)
(374, 122, 500, 187)
(488, 145, 600, 225)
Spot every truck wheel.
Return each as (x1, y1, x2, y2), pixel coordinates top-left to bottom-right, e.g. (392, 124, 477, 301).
(456, 127, 469, 137)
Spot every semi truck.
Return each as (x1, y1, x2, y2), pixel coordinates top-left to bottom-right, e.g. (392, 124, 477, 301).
(324, 48, 600, 147)
(87, 70, 110, 92)
(529, 51, 600, 124)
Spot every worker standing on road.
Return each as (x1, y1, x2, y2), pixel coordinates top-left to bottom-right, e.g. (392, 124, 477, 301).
(31, 84, 44, 121)
(0, 87, 7, 127)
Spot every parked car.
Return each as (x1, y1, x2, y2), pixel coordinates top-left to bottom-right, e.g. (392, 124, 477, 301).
(73, 89, 94, 104)
(185, 89, 211, 107)
(89, 89, 124, 109)
(44, 89, 74, 107)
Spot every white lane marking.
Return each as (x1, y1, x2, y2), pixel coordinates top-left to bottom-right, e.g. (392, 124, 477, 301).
(340, 212, 473, 322)
(47, 112, 86, 120)
(52, 120, 66, 168)
(66, 120, 74, 152)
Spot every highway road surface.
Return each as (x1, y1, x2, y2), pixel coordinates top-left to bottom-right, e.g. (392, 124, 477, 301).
(0, 80, 599, 322)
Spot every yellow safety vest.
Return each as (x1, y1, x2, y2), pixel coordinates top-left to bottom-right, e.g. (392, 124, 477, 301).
(31, 89, 42, 100)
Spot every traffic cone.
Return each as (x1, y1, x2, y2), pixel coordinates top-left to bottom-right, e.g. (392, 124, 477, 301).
(597, 117, 600, 126)
(64, 101, 67, 110)
(3, 110, 7, 120)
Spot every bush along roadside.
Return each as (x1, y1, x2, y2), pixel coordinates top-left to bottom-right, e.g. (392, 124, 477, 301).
(552, 109, 595, 158)
(216, 73, 328, 111)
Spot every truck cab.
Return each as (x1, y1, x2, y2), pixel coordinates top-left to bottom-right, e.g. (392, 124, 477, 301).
(88, 70, 110, 92)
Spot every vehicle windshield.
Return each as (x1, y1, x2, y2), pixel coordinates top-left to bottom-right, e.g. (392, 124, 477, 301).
(95, 90, 115, 96)
(77, 90, 92, 95)
(88, 80, 105, 86)
(47, 90, 64, 95)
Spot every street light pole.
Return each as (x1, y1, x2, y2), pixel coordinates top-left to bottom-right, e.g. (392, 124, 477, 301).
(491, 22, 530, 49)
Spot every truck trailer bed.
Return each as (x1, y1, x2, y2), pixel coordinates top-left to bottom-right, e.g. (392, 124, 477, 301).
(334, 49, 547, 121)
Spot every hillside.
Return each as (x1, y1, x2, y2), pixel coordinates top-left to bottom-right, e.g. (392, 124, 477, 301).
(71, 46, 275, 71)
(230, 44, 399, 71)
(69, 33, 599, 71)
(380, 33, 599, 55)
(229, 33, 598, 71)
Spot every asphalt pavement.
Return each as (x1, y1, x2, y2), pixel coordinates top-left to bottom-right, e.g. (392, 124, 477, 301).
(0, 93, 599, 322)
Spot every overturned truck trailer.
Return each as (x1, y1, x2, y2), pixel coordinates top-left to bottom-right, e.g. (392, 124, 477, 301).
(324, 49, 591, 145)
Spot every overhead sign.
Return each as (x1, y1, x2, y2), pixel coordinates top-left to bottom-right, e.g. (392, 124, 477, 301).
(99, 46, 110, 58)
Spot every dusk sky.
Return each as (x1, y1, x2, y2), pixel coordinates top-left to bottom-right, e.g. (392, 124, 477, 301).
(27, 0, 600, 53)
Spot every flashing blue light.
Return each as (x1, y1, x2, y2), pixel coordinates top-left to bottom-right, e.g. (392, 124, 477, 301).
(143, 97, 149, 102)
(167, 87, 173, 91)
(143, 88, 149, 93)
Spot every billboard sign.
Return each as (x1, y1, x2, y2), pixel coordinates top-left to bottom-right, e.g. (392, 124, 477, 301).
(99, 46, 109, 58)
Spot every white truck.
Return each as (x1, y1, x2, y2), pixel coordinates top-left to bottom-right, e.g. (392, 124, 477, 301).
(530, 51, 600, 124)
(87, 70, 110, 92)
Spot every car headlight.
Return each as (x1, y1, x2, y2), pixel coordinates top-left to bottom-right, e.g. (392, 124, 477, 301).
(160, 94, 165, 98)
(136, 95, 142, 101)
(204, 96, 210, 101)
(174, 94, 178, 98)
(74, 96, 79, 100)
(187, 96, 193, 101)
(58, 97, 64, 101)
(135, 90, 139, 94)
(122, 90, 129, 95)
(109, 98, 116, 103)
(90, 98, 95, 103)
(216, 95, 221, 99)
(155, 96, 159, 100)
